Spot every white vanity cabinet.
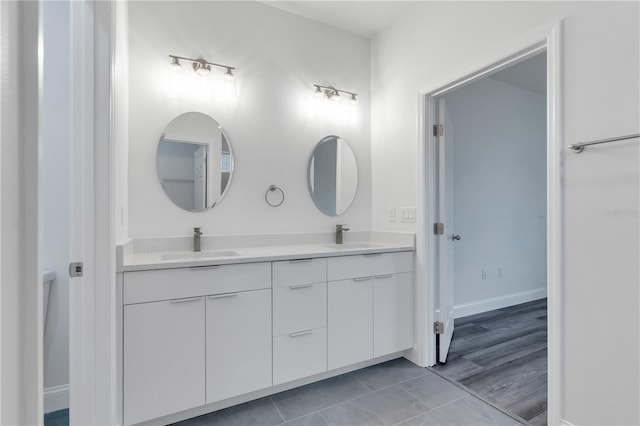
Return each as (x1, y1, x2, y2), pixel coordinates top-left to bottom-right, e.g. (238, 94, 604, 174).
(272, 258, 328, 385)
(124, 297, 205, 426)
(121, 248, 414, 425)
(122, 263, 271, 425)
(327, 252, 414, 369)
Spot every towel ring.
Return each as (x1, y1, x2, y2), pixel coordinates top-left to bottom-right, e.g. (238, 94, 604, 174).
(265, 185, 285, 207)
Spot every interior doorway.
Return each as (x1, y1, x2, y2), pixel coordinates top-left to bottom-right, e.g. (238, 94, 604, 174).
(431, 52, 548, 425)
(415, 26, 563, 426)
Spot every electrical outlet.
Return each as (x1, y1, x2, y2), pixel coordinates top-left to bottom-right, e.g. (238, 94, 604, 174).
(498, 267, 504, 278)
(389, 207, 396, 223)
(481, 268, 487, 280)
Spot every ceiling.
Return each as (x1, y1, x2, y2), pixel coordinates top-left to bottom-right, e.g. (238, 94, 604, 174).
(261, 1, 416, 38)
(489, 53, 547, 95)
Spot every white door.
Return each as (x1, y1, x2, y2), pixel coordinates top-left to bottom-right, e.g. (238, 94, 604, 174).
(436, 98, 457, 363)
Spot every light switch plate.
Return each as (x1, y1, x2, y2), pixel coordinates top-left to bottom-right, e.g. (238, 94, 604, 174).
(399, 207, 416, 223)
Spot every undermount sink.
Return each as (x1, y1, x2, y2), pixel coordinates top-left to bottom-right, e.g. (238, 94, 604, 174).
(161, 250, 240, 260)
(324, 242, 385, 250)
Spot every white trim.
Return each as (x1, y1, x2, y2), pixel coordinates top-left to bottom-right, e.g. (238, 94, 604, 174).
(69, 2, 117, 424)
(416, 22, 563, 426)
(44, 385, 69, 414)
(560, 420, 576, 426)
(545, 23, 563, 426)
(453, 289, 547, 319)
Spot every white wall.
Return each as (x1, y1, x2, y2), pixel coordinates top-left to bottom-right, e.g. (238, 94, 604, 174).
(114, 1, 129, 244)
(126, 1, 371, 238)
(445, 77, 546, 311)
(371, 2, 639, 425)
(42, 0, 70, 411)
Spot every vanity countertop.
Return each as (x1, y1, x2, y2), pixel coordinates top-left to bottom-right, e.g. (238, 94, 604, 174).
(119, 241, 414, 272)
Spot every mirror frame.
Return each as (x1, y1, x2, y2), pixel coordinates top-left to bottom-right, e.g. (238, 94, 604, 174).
(156, 111, 235, 212)
(307, 135, 359, 217)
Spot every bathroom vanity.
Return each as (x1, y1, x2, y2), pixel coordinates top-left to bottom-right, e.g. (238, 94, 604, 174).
(118, 238, 415, 425)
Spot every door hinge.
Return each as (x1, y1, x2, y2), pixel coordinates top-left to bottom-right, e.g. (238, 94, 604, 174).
(69, 262, 83, 277)
(433, 223, 444, 235)
(434, 321, 444, 334)
(433, 124, 444, 137)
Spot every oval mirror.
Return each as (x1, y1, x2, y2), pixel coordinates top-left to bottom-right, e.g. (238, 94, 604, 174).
(308, 135, 358, 216)
(156, 112, 234, 212)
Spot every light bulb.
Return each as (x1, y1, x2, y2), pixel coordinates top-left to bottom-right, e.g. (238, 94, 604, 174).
(314, 86, 323, 97)
(224, 67, 235, 81)
(350, 93, 358, 104)
(193, 59, 211, 76)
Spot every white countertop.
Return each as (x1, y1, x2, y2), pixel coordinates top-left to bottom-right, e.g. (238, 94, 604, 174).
(119, 241, 415, 272)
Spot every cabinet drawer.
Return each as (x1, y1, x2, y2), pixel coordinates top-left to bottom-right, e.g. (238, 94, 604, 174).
(273, 283, 326, 336)
(124, 262, 271, 304)
(272, 257, 327, 287)
(273, 328, 327, 385)
(327, 251, 413, 281)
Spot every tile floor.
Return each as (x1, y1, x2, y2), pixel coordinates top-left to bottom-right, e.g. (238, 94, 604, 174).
(173, 358, 522, 426)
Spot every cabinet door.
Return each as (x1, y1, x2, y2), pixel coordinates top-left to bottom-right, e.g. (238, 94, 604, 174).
(374, 272, 414, 357)
(328, 278, 373, 370)
(124, 297, 205, 426)
(206, 289, 272, 403)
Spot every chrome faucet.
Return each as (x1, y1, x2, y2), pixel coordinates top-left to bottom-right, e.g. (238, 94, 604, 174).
(335, 224, 350, 244)
(193, 227, 203, 252)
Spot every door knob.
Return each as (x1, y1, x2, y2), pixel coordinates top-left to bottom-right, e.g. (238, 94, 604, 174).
(452, 234, 461, 241)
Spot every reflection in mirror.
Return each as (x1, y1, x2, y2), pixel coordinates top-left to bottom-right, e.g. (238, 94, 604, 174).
(156, 112, 233, 211)
(308, 135, 358, 216)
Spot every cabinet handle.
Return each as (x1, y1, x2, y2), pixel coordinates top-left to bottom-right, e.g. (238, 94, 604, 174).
(189, 265, 221, 270)
(170, 297, 202, 304)
(289, 283, 313, 289)
(289, 329, 313, 337)
(353, 277, 372, 282)
(375, 274, 393, 279)
(207, 293, 238, 300)
(289, 258, 313, 263)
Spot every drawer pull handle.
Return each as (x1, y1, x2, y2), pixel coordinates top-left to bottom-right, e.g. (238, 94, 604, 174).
(353, 277, 372, 282)
(289, 329, 313, 337)
(170, 297, 202, 304)
(375, 274, 393, 279)
(207, 293, 238, 300)
(189, 265, 221, 270)
(363, 253, 382, 257)
(289, 258, 313, 263)
(289, 284, 313, 289)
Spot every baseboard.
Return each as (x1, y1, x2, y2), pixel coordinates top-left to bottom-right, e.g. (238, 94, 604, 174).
(44, 384, 69, 413)
(560, 420, 576, 426)
(454, 288, 547, 319)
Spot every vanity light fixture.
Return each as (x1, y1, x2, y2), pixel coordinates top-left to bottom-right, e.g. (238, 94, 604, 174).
(168, 54, 236, 78)
(313, 84, 358, 103)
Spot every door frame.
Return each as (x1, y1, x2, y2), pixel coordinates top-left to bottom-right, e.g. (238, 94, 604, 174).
(68, 1, 116, 424)
(414, 23, 563, 425)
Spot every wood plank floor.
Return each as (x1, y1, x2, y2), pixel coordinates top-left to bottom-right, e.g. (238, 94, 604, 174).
(432, 298, 547, 426)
